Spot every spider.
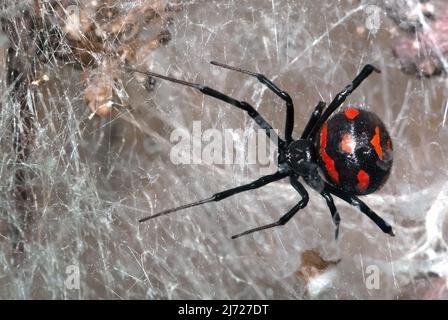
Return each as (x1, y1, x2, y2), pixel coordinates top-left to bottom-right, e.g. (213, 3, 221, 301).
(129, 62, 394, 240)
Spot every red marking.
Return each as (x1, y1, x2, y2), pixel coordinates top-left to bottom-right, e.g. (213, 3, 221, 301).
(344, 108, 360, 119)
(357, 170, 370, 192)
(320, 123, 340, 184)
(340, 133, 355, 153)
(370, 127, 383, 160)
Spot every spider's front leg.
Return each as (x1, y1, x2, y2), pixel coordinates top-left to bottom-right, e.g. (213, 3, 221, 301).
(125, 67, 286, 149)
(139, 171, 288, 222)
(210, 61, 295, 144)
(231, 175, 309, 239)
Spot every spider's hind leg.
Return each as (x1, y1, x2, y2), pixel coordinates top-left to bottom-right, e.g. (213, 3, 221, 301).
(303, 174, 341, 240)
(327, 185, 395, 237)
(305, 64, 381, 140)
(301, 101, 326, 140)
(321, 191, 341, 240)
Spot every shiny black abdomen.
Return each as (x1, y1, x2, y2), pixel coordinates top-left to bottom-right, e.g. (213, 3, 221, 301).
(315, 108, 393, 195)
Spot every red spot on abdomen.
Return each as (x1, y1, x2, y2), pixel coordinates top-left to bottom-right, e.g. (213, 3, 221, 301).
(370, 127, 383, 160)
(340, 133, 355, 153)
(320, 123, 340, 184)
(357, 170, 370, 192)
(344, 108, 360, 119)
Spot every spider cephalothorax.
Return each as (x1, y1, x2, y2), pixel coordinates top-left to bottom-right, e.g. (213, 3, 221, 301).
(131, 62, 395, 240)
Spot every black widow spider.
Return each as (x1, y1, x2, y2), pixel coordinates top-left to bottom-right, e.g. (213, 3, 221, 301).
(129, 62, 395, 240)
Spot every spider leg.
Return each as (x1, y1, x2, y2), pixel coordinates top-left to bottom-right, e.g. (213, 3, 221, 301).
(302, 174, 341, 239)
(125, 67, 286, 149)
(325, 184, 395, 236)
(139, 171, 289, 223)
(300, 101, 326, 139)
(306, 64, 381, 140)
(321, 191, 341, 240)
(210, 61, 295, 144)
(231, 175, 309, 239)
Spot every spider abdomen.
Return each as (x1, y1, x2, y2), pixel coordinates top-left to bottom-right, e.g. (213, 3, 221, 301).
(316, 108, 393, 195)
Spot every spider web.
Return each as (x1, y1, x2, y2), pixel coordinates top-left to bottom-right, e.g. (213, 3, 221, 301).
(0, 0, 447, 299)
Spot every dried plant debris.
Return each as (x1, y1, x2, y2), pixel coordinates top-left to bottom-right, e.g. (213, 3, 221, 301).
(296, 249, 340, 282)
(0, 0, 180, 262)
(35, 0, 181, 117)
(385, 0, 435, 32)
(295, 250, 340, 298)
(388, 0, 448, 77)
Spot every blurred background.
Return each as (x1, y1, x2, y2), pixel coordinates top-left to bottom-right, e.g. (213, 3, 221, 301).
(0, 0, 447, 299)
